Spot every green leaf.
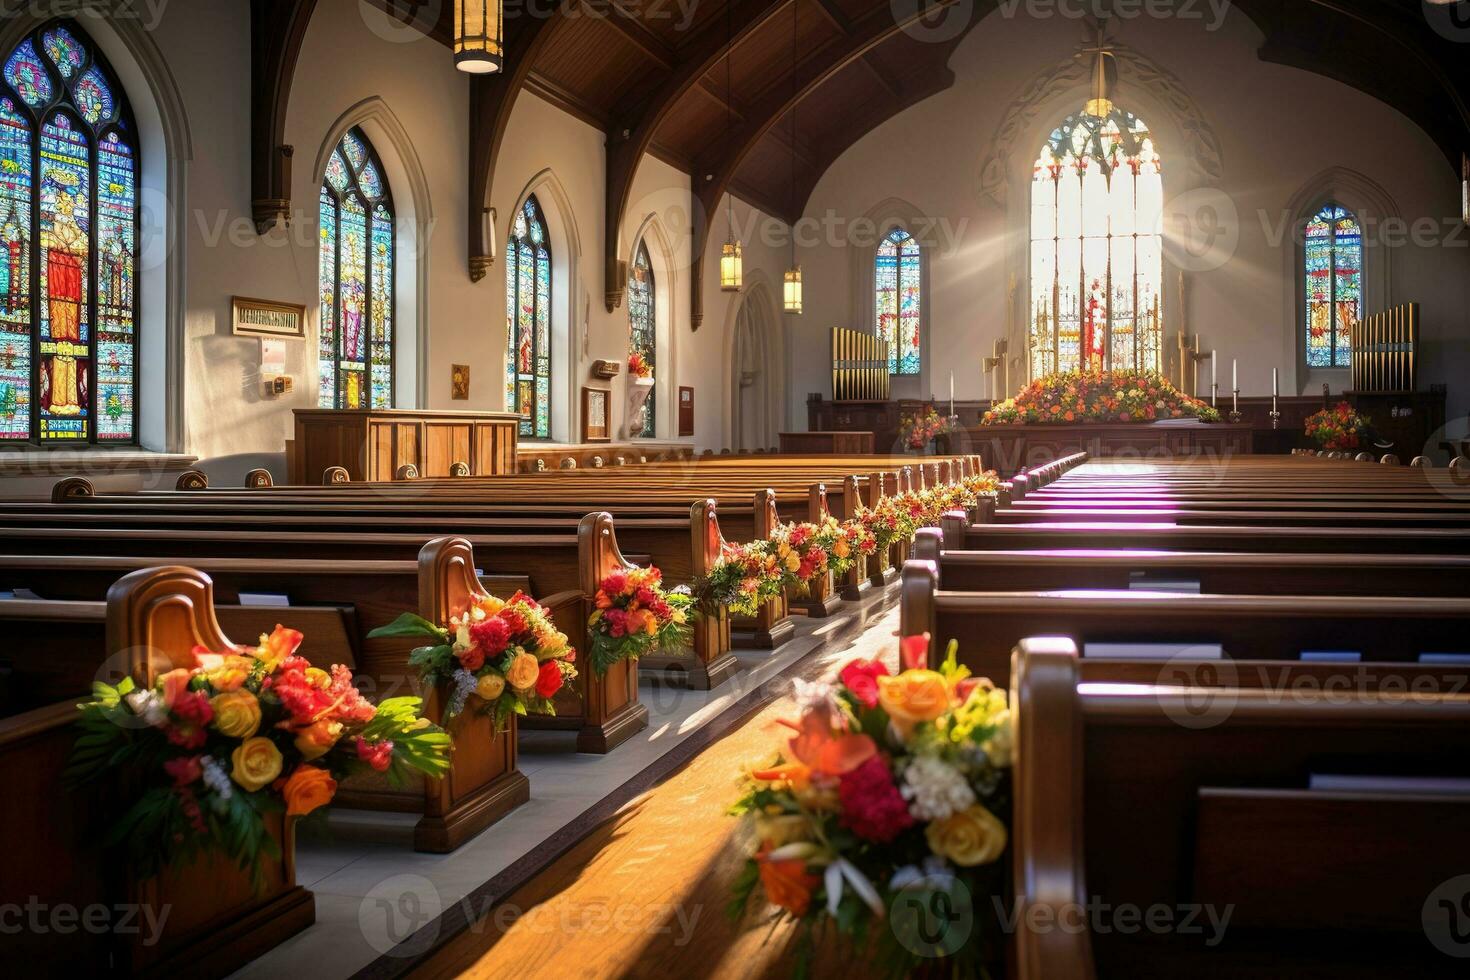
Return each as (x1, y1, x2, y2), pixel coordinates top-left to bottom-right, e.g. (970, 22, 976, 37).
(367, 613, 449, 641)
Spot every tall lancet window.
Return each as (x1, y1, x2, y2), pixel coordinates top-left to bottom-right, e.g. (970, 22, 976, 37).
(1029, 108, 1163, 378)
(319, 127, 395, 409)
(875, 228, 920, 376)
(627, 240, 655, 438)
(0, 21, 139, 443)
(505, 196, 551, 439)
(1303, 203, 1360, 369)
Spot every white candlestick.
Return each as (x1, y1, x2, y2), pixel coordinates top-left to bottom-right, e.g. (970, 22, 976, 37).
(1211, 350, 1217, 387)
(1232, 359, 1237, 391)
(1272, 368, 1279, 397)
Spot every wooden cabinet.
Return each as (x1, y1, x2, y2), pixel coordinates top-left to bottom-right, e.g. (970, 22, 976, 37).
(291, 409, 520, 483)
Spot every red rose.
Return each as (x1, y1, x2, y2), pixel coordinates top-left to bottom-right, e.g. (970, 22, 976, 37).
(839, 658, 890, 708)
(535, 660, 564, 699)
(164, 755, 203, 787)
(470, 616, 512, 656)
(457, 645, 485, 672)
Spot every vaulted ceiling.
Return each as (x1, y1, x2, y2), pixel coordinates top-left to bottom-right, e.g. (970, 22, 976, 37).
(255, 0, 1470, 324)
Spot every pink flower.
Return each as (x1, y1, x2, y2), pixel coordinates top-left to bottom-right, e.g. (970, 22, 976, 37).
(470, 617, 511, 656)
(839, 658, 890, 708)
(163, 755, 203, 787)
(355, 736, 394, 772)
(837, 755, 914, 843)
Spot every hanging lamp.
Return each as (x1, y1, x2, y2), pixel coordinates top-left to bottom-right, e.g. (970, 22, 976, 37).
(453, 0, 503, 74)
(783, 0, 802, 314)
(720, 0, 742, 291)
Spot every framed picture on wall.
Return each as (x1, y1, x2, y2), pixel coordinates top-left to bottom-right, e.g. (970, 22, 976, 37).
(451, 364, 470, 400)
(582, 387, 610, 442)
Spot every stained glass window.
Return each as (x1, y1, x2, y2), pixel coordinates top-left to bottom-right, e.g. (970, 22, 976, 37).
(0, 22, 138, 443)
(875, 228, 920, 375)
(318, 127, 394, 409)
(506, 196, 551, 439)
(1304, 203, 1360, 369)
(627, 241, 655, 438)
(1029, 108, 1163, 379)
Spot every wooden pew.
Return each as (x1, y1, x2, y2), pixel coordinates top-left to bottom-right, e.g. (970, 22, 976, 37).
(1011, 638, 1470, 979)
(899, 559, 1470, 685)
(0, 566, 314, 975)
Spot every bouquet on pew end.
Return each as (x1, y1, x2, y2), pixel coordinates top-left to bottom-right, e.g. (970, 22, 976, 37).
(370, 593, 578, 729)
(68, 626, 451, 887)
(729, 634, 1012, 976)
(694, 539, 790, 618)
(982, 368, 1220, 425)
(587, 566, 693, 675)
(1304, 401, 1370, 451)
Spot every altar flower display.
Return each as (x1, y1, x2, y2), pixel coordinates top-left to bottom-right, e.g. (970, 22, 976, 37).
(627, 351, 652, 380)
(897, 406, 958, 450)
(368, 592, 578, 729)
(587, 565, 694, 675)
(67, 626, 450, 886)
(1304, 401, 1369, 451)
(729, 635, 1012, 975)
(982, 369, 1220, 425)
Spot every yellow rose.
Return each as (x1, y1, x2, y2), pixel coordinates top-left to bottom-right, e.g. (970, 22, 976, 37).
(925, 804, 1007, 867)
(834, 539, 850, 559)
(476, 672, 506, 700)
(294, 719, 343, 760)
(281, 765, 337, 817)
(877, 669, 951, 735)
(505, 651, 540, 691)
(784, 553, 801, 573)
(230, 736, 283, 792)
(205, 654, 256, 692)
(210, 689, 261, 738)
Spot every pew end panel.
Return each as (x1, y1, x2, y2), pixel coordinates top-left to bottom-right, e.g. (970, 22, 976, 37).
(414, 538, 530, 853)
(105, 566, 315, 976)
(733, 489, 795, 650)
(836, 476, 871, 602)
(640, 500, 738, 691)
(789, 482, 841, 619)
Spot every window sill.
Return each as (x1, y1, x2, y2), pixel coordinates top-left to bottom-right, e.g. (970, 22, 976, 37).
(0, 450, 199, 477)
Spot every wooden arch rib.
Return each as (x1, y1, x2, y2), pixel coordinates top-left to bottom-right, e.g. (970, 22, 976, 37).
(602, 0, 794, 313)
(468, 11, 564, 281)
(250, 0, 319, 234)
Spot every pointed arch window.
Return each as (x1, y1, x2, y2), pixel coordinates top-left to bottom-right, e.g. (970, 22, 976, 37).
(0, 21, 138, 443)
(319, 127, 394, 409)
(1028, 108, 1163, 378)
(506, 196, 551, 438)
(627, 240, 655, 438)
(1303, 203, 1360, 369)
(875, 228, 920, 376)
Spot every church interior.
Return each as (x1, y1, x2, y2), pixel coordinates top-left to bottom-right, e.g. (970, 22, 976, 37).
(2, 0, 1469, 976)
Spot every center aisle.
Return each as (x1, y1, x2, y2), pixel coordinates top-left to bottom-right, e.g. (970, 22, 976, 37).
(411, 607, 908, 980)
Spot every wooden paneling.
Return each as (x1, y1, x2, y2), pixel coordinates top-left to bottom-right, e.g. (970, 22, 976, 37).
(292, 410, 520, 484)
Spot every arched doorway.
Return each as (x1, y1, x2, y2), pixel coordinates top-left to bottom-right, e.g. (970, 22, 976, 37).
(726, 282, 783, 452)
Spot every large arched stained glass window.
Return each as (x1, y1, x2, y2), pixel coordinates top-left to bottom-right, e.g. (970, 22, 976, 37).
(319, 127, 394, 409)
(1029, 108, 1163, 378)
(1304, 203, 1360, 369)
(875, 228, 920, 376)
(0, 21, 138, 443)
(506, 196, 551, 438)
(627, 241, 655, 438)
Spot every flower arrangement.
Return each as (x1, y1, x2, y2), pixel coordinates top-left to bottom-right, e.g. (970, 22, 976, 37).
(369, 592, 578, 729)
(897, 406, 958, 450)
(67, 626, 451, 885)
(587, 566, 694, 675)
(627, 351, 652, 380)
(691, 539, 789, 618)
(982, 369, 1220, 425)
(1304, 401, 1370, 451)
(769, 521, 833, 585)
(729, 635, 1011, 975)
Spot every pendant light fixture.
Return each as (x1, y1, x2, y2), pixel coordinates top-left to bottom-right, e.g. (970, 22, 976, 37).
(719, 0, 743, 291)
(783, 0, 802, 314)
(453, 0, 503, 74)
(1081, 23, 1115, 118)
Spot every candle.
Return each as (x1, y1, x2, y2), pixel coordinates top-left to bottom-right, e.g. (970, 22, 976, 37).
(1232, 358, 1237, 391)
(949, 371, 955, 418)
(1211, 350, 1217, 386)
(1272, 368, 1279, 397)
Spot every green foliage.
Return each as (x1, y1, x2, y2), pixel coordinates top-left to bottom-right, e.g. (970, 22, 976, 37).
(368, 612, 450, 642)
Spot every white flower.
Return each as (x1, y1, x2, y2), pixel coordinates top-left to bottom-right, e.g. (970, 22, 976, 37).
(201, 756, 234, 811)
(901, 755, 976, 821)
(125, 689, 167, 727)
(791, 678, 843, 718)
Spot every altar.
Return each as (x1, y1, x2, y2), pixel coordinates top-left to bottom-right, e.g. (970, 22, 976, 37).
(961, 421, 1253, 477)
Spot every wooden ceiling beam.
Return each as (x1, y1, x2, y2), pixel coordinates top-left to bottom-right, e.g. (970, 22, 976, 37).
(594, 1, 678, 70)
(808, 0, 901, 100)
(602, 0, 794, 316)
(687, 0, 978, 328)
(468, 11, 565, 281)
(249, 0, 319, 234)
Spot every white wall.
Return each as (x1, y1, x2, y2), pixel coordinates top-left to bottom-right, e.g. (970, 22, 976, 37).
(796, 10, 1470, 425)
(88, 0, 789, 478)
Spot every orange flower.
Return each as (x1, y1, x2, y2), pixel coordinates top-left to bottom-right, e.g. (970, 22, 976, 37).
(757, 844, 820, 917)
(785, 707, 876, 777)
(255, 625, 303, 666)
(751, 760, 812, 792)
(280, 765, 337, 817)
(877, 669, 951, 736)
